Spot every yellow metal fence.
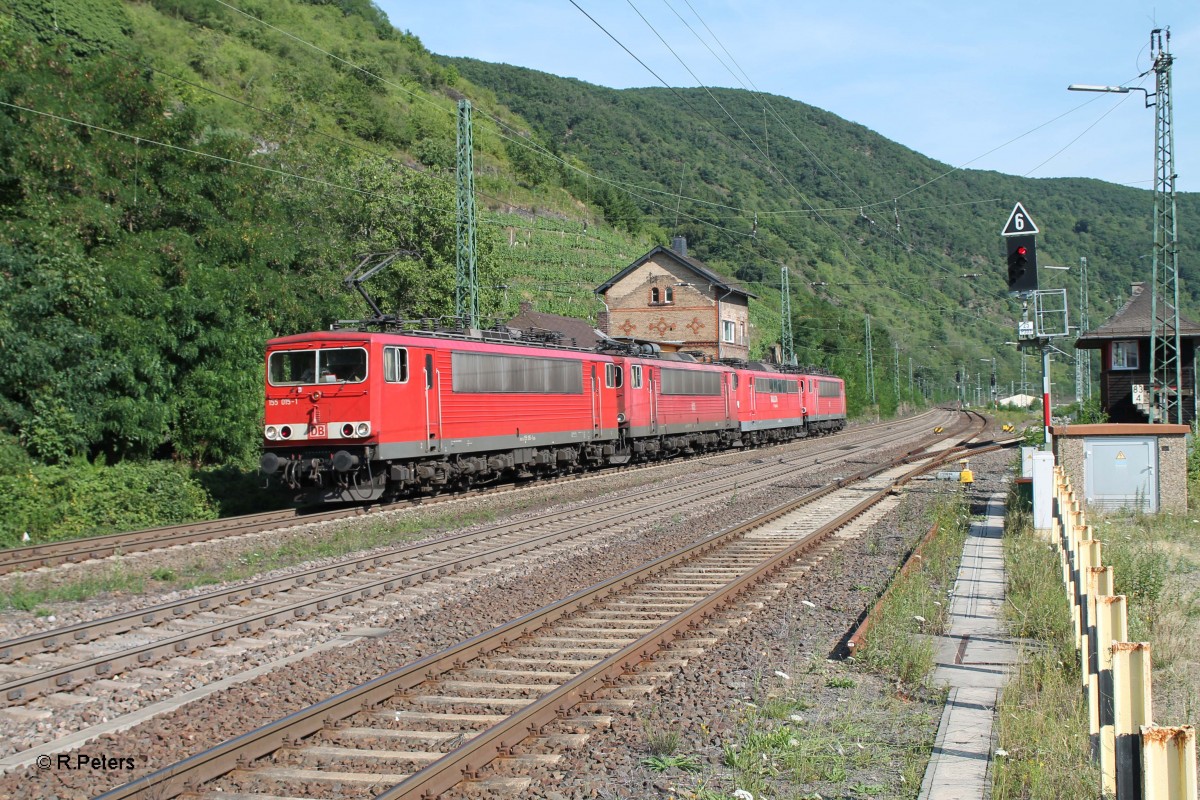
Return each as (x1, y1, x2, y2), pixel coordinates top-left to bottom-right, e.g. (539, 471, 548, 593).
(1049, 465, 1197, 800)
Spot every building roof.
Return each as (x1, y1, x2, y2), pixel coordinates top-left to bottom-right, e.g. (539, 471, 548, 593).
(505, 303, 605, 349)
(595, 244, 757, 300)
(1076, 282, 1200, 349)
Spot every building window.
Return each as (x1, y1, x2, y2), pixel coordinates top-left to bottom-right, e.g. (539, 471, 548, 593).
(722, 320, 735, 343)
(664, 286, 674, 304)
(650, 287, 660, 304)
(1111, 340, 1139, 370)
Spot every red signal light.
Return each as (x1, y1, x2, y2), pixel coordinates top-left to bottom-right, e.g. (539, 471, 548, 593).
(1017, 246, 1027, 256)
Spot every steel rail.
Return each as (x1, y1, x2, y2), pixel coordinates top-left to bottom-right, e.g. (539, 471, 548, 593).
(94, 415, 985, 800)
(0, 411, 948, 576)
(0, 412, 958, 705)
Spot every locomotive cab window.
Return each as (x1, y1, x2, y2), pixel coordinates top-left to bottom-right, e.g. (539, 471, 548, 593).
(383, 347, 409, 383)
(630, 365, 643, 389)
(605, 363, 623, 388)
(268, 347, 367, 386)
(319, 348, 367, 383)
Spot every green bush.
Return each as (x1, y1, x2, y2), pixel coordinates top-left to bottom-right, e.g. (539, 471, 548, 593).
(0, 456, 217, 546)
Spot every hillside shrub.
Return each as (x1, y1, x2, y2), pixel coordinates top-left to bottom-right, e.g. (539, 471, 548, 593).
(0, 453, 217, 546)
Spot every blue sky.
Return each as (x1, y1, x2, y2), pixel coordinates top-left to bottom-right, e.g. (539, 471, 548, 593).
(378, 0, 1200, 194)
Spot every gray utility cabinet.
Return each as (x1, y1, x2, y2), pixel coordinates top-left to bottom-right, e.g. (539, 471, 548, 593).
(1084, 436, 1157, 513)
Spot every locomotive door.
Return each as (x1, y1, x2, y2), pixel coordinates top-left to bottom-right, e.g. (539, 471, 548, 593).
(647, 367, 659, 435)
(590, 364, 600, 439)
(423, 352, 442, 453)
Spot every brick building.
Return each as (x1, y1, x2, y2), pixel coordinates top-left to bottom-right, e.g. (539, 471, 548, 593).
(1074, 281, 1200, 424)
(595, 237, 754, 360)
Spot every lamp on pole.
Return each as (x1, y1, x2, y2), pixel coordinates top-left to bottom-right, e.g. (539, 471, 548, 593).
(1069, 28, 1181, 423)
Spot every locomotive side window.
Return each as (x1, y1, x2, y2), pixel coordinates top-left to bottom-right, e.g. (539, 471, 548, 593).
(660, 368, 721, 396)
(605, 363, 623, 388)
(630, 365, 643, 389)
(818, 379, 841, 397)
(451, 352, 584, 394)
(732, 373, 738, 390)
(383, 347, 409, 383)
(268, 348, 367, 385)
(755, 378, 798, 394)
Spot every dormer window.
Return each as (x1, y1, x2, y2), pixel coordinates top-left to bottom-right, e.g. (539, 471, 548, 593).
(650, 287, 661, 304)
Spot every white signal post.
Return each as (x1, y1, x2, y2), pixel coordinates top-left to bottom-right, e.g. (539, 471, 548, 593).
(1003, 202, 1060, 450)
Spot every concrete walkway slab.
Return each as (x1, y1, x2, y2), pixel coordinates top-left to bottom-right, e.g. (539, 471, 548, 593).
(920, 493, 1019, 799)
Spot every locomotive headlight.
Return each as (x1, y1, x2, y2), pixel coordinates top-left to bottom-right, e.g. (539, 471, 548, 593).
(356, 422, 370, 437)
(265, 426, 279, 440)
(342, 423, 355, 438)
(280, 425, 293, 439)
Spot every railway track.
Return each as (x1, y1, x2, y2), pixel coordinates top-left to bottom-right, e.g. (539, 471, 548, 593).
(0, 410, 954, 578)
(95, 414, 988, 800)
(0, 410, 969, 710)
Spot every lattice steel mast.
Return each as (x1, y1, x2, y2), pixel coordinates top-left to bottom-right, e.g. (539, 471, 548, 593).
(1149, 29, 1181, 423)
(780, 266, 795, 365)
(456, 99, 480, 330)
(864, 314, 875, 405)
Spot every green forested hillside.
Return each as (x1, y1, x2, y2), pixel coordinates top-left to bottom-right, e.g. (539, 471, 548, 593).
(445, 57, 1198, 349)
(0, 0, 1192, 540)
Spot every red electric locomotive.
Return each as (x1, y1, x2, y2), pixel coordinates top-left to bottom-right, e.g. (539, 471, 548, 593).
(260, 328, 847, 503)
(260, 329, 623, 502)
(802, 373, 848, 433)
(612, 352, 740, 459)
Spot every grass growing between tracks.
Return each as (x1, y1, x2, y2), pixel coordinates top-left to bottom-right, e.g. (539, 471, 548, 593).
(656, 487, 970, 800)
(991, 487, 1096, 799)
(707, 669, 939, 799)
(855, 489, 971, 693)
(0, 509, 499, 611)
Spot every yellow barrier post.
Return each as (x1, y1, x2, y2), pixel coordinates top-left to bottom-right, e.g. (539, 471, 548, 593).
(1140, 725, 1197, 800)
(1084, 564, 1109, 746)
(1074, 534, 1095, 659)
(1114, 642, 1153, 800)
(1097, 592, 1127, 797)
(1082, 540, 1103, 693)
